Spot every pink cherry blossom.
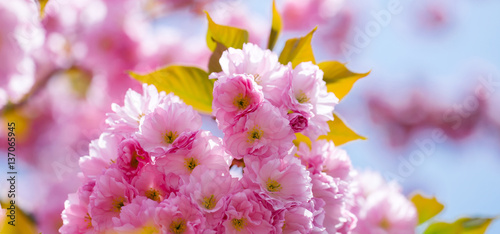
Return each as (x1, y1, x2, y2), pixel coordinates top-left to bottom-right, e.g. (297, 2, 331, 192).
(79, 133, 123, 180)
(244, 156, 313, 210)
(89, 168, 137, 231)
(182, 166, 240, 229)
(352, 189, 417, 234)
(116, 138, 151, 180)
(112, 196, 160, 233)
(311, 172, 354, 233)
(213, 43, 288, 102)
(155, 131, 231, 180)
(154, 195, 207, 233)
(166, 130, 199, 153)
(131, 163, 178, 202)
(60, 181, 95, 233)
(281, 206, 317, 233)
(212, 73, 264, 131)
(288, 112, 309, 133)
(297, 140, 352, 181)
(222, 189, 275, 233)
(284, 62, 338, 139)
(136, 100, 202, 155)
(224, 101, 295, 159)
(106, 84, 175, 134)
(182, 166, 238, 212)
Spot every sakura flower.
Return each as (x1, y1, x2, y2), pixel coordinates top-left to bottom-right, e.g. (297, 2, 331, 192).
(311, 173, 353, 233)
(182, 166, 240, 229)
(154, 195, 207, 233)
(297, 140, 352, 181)
(136, 100, 202, 155)
(79, 133, 123, 180)
(182, 166, 238, 212)
(225, 101, 295, 159)
(106, 84, 175, 134)
(217, 43, 281, 85)
(352, 189, 417, 234)
(281, 206, 315, 233)
(350, 171, 417, 234)
(244, 157, 313, 210)
(155, 131, 231, 180)
(166, 130, 199, 153)
(212, 73, 264, 131)
(116, 138, 151, 180)
(60, 181, 96, 233)
(222, 189, 275, 233)
(213, 43, 287, 102)
(112, 196, 160, 233)
(283, 62, 338, 139)
(288, 112, 309, 133)
(89, 168, 137, 231)
(131, 164, 175, 202)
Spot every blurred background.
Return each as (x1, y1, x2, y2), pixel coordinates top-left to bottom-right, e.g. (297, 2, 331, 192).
(0, 0, 499, 232)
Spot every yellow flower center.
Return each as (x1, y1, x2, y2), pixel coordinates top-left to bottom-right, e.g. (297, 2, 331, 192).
(112, 197, 126, 212)
(137, 113, 145, 123)
(380, 217, 391, 230)
(296, 90, 309, 103)
(266, 178, 282, 192)
(145, 188, 161, 202)
(84, 213, 92, 228)
(164, 131, 179, 144)
(169, 218, 187, 234)
(184, 157, 198, 172)
(253, 74, 262, 84)
(139, 224, 160, 234)
(231, 218, 246, 231)
(233, 94, 250, 110)
(202, 195, 216, 210)
(247, 127, 263, 143)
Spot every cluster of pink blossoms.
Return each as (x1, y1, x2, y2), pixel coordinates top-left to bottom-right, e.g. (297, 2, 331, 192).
(61, 44, 416, 233)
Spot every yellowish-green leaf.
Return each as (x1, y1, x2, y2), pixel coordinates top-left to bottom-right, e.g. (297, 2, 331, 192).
(38, 0, 49, 18)
(410, 193, 445, 225)
(208, 40, 228, 74)
(319, 61, 370, 101)
(205, 11, 249, 51)
(1, 203, 38, 233)
(278, 27, 317, 68)
(317, 113, 366, 146)
(130, 66, 213, 114)
(424, 217, 496, 234)
(267, 0, 282, 51)
(293, 133, 311, 148)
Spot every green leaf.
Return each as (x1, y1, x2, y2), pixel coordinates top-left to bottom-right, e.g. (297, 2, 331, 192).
(278, 27, 317, 68)
(317, 113, 366, 146)
(319, 61, 370, 101)
(205, 11, 249, 51)
(267, 0, 282, 51)
(130, 66, 214, 114)
(424, 217, 496, 234)
(1, 202, 38, 233)
(410, 193, 445, 225)
(208, 40, 228, 74)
